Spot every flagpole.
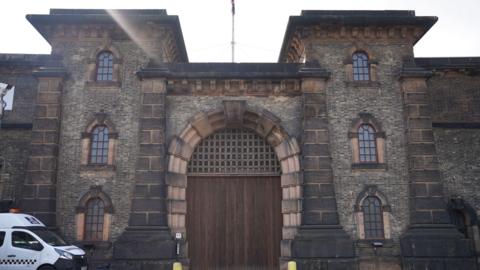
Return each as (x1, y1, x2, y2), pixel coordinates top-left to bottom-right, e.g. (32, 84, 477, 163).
(231, 0, 235, 63)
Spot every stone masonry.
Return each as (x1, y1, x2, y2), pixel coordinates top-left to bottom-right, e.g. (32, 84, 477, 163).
(0, 8, 479, 270)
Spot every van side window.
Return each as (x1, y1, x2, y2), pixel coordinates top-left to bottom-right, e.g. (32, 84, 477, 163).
(0, 231, 5, 247)
(12, 231, 43, 251)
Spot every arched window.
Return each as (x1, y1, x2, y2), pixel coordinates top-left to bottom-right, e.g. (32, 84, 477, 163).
(362, 196, 384, 239)
(84, 198, 105, 241)
(96, 52, 114, 81)
(352, 52, 370, 81)
(349, 113, 385, 168)
(354, 185, 391, 240)
(75, 186, 113, 242)
(358, 124, 377, 163)
(90, 126, 109, 164)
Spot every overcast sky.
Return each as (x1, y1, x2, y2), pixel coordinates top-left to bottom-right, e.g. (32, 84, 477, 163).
(0, 0, 479, 62)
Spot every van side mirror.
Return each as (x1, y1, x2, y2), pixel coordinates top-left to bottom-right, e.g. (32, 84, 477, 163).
(31, 242, 43, 251)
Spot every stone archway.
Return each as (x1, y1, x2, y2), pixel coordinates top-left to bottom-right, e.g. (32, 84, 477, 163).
(165, 100, 302, 248)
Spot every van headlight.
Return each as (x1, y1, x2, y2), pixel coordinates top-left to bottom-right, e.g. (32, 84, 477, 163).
(54, 248, 73, 260)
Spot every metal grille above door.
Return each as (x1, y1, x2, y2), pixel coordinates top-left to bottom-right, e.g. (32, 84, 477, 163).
(188, 128, 281, 176)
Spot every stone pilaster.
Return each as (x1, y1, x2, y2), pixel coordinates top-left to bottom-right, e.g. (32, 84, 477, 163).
(400, 67, 476, 269)
(19, 68, 65, 227)
(287, 67, 356, 270)
(113, 79, 175, 270)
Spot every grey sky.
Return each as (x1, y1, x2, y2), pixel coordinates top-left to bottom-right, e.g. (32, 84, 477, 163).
(0, 0, 479, 62)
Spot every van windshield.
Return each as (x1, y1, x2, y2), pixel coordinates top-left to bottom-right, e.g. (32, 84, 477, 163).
(29, 227, 68, 247)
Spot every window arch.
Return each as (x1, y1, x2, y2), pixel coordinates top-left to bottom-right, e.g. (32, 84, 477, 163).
(96, 51, 114, 81)
(354, 185, 391, 240)
(90, 125, 109, 165)
(81, 112, 118, 167)
(352, 52, 370, 81)
(358, 124, 377, 163)
(349, 113, 386, 169)
(76, 186, 114, 242)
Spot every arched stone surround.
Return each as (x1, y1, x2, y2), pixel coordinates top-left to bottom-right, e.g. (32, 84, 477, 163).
(165, 100, 303, 242)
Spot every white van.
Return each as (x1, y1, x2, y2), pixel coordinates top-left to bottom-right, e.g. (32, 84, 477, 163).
(0, 213, 88, 270)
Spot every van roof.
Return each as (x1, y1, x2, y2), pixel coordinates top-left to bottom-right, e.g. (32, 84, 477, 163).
(0, 213, 46, 228)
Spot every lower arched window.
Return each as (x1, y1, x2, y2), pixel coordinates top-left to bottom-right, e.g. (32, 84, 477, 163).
(84, 198, 105, 241)
(75, 186, 113, 242)
(363, 196, 384, 239)
(354, 186, 391, 240)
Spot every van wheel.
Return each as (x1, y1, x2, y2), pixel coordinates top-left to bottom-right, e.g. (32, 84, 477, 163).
(38, 266, 55, 270)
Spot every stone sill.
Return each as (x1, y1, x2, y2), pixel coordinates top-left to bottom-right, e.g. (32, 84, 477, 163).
(85, 81, 122, 90)
(351, 163, 387, 171)
(79, 165, 116, 177)
(80, 164, 116, 171)
(344, 81, 381, 88)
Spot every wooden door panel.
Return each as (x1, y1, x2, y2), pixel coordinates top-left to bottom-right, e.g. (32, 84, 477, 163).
(187, 176, 282, 270)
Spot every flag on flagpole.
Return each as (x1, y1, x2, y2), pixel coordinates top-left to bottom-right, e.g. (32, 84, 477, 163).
(231, 0, 235, 15)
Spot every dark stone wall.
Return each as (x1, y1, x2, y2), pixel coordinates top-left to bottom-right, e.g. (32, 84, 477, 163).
(428, 71, 480, 124)
(435, 129, 480, 209)
(0, 54, 45, 206)
(429, 71, 480, 214)
(0, 129, 31, 202)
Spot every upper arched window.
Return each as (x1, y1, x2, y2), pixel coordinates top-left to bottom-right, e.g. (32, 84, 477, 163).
(84, 198, 105, 241)
(96, 52, 114, 81)
(362, 196, 384, 239)
(358, 124, 377, 163)
(352, 52, 370, 81)
(90, 126, 109, 164)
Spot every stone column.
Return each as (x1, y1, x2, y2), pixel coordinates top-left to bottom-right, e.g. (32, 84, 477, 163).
(20, 68, 65, 227)
(114, 78, 175, 270)
(288, 67, 355, 270)
(400, 67, 475, 268)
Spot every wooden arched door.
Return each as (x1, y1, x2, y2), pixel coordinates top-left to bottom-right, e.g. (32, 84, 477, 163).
(186, 129, 282, 270)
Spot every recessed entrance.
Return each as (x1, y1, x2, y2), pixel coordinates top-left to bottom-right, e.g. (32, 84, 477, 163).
(186, 129, 282, 270)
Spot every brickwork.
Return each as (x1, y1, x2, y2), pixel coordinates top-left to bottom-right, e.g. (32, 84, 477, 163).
(166, 95, 302, 139)
(427, 71, 480, 209)
(435, 128, 480, 211)
(0, 130, 31, 201)
(422, 65, 480, 124)
(53, 39, 147, 245)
